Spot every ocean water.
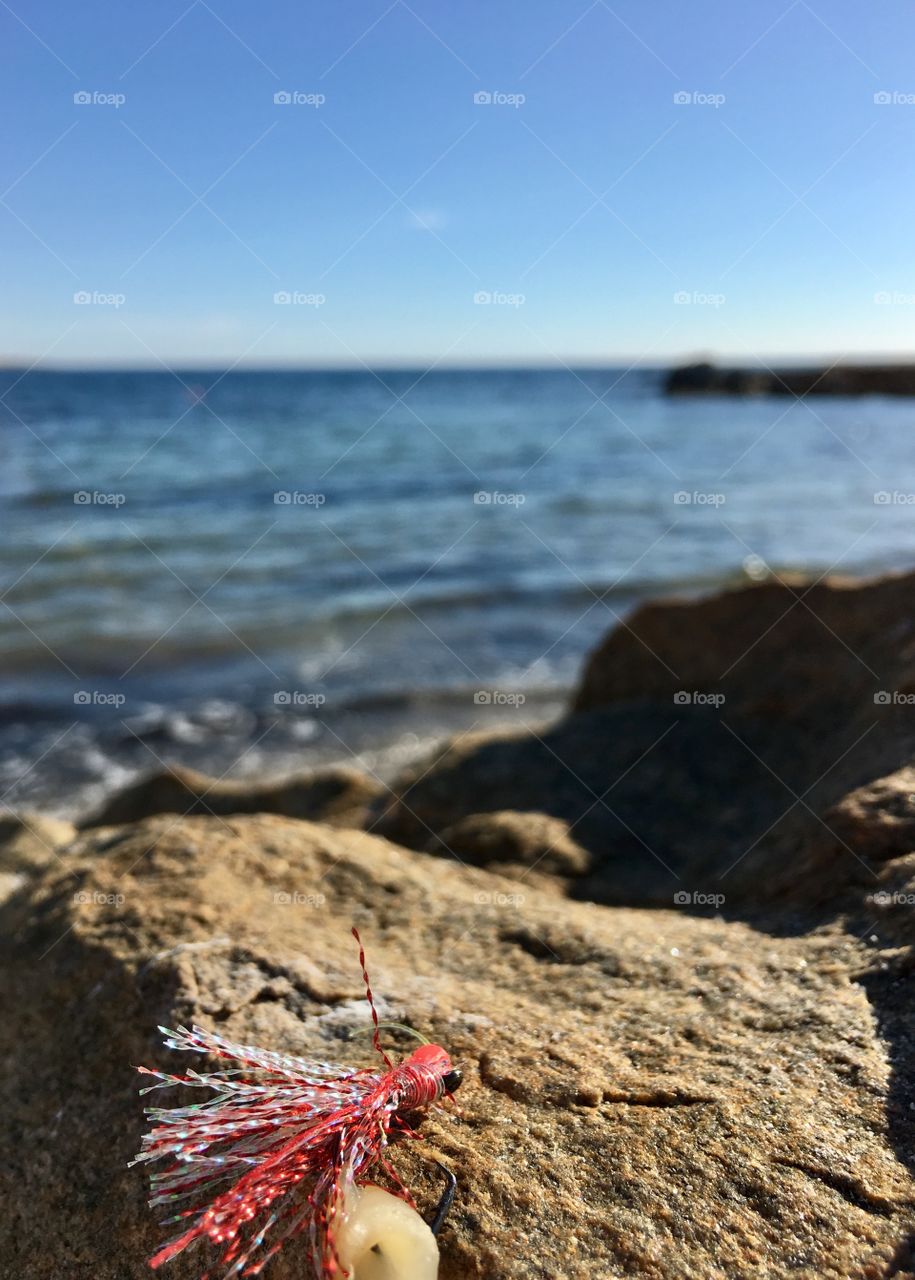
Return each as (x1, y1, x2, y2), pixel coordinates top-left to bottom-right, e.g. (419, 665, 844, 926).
(3, 366, 914, 817)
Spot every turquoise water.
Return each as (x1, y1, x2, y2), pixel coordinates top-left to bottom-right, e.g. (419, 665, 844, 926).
(3, 366, 914, 813)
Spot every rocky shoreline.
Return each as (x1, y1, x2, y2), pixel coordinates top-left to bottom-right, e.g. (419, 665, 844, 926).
(5, 569, 915, 1278)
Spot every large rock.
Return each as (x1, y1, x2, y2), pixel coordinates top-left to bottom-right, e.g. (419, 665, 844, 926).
(83, 762, 384, 830)
(3, 813, 915, 1279)
(571, 572, 915, 727)
(379, 573, 915, 913)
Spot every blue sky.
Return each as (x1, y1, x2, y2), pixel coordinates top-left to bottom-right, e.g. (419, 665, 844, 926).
(2, 0, 915, 366)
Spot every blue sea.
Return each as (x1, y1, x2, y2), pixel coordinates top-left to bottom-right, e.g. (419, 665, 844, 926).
(3, 366, 914, 816)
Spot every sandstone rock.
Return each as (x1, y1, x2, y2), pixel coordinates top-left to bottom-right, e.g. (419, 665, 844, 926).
(824, 767, 915, 861)
(429, 810, 590, 878)
(572, 572, 915, 728)
(0, 810, 76, 873)
(380, 573, 915, 913)
(83, 762, 384, 830)
(2, 813, 915, 1279)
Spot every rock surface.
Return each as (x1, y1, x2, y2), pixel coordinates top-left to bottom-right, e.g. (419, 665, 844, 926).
(3, 813, 915, 1280)
(83, 762, 384, 831)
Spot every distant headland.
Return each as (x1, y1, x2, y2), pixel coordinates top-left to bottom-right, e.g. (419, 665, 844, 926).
(665, 360, 915, 396)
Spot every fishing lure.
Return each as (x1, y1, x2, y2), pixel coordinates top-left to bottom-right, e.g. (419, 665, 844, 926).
(131, 928, 462, 1278)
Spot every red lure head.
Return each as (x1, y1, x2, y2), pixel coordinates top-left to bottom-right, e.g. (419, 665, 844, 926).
(392, 1043, 463, 1108)
(409, 1042, 453, 1075)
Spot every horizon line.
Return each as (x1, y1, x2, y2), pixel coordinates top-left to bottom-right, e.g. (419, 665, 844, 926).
(3, 351, 915, 375)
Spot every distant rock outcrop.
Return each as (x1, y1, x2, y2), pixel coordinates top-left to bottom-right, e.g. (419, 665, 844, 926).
(665, 360, 915, 396)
